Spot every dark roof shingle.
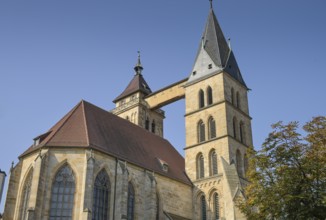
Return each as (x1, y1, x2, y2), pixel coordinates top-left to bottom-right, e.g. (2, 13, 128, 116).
(193, 9, 247, 87)
(113, 74, 152, 103)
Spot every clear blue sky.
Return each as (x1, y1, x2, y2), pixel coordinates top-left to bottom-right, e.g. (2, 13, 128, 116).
(1, 0, 325, 212)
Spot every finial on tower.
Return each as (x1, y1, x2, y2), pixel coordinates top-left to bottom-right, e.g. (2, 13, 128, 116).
(134, 51, 143, 75)
(209, 0, 213, 9)
(228, 38, 232, 50)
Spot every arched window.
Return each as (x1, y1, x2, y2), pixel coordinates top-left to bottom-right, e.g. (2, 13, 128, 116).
(213, 192, 220, 220)
(201, 195, 207, 220)
(208, 117, 216, 139)
(50, 164, 75, 219)
(92, 169, 110, 220)
(127, 182, 135, 220)
(198, 120, 205, 143)
(236, 92, 240, 108)
(199, 89, 205, 108)
(239, 121, 245, 144)
(233, 117, 238, 139)
(236, 150, 243, 177)
(145, 117, 150, 130)
(231, 88, 235, 105)
(210, 150, 218, 176)
(244, 153, 249, 177)
(207, 86, 213, 105)
(197, 153, 205, 179)
(151, 120, 156, 133)
(19, 169, 33, 220)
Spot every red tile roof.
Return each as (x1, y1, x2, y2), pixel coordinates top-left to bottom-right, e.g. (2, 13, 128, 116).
(21, 100, 190, 185)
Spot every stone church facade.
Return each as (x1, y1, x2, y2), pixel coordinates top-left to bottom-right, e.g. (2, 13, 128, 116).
(3, 4, 252, 220)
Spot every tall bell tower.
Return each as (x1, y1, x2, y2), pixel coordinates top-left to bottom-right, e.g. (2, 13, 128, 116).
(184, 2, 253, 219)
(111, 52, 165, 137)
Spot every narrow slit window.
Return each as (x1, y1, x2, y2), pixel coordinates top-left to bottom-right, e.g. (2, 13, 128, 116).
(199, 90, 205, 108)
(213, 193, 220, 220)
(198, 120, 206, 143)
(201, 195, 207, 220)
(207, 86, 213, 105)
(210, 150, 218, 175)
(208, 117, 216, 139)
(197, 153, 205, 179)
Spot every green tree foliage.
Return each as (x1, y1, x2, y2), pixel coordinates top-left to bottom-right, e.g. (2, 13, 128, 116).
(237, 116, 326, 219)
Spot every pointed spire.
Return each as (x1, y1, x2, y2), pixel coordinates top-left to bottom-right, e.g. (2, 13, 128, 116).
(187, 2, 247, 88)
(113, 52, 152, 102)
(134, 51, 143, 75)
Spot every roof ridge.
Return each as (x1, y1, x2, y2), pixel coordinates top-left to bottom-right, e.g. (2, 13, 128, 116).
(224, 45, 232, 68)
(81, 100, 90, 147)
(42, 100, 85, 146)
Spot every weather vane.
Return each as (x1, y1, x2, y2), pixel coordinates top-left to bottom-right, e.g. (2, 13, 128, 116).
(209, 0, 213, 9)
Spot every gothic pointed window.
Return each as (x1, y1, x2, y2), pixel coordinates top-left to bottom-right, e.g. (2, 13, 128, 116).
(208, 117, 216, 139)
(201, 195, 207, 220)
(92, 169, 110, 220)
(197, 153, 205, 179)
(151, 120, 156, 133)
(127, 182, 135, 220)
(207, 86, 213, 105)
(210, 150, 218, 176)
(239, 121, 245, 144)
(213, 193, 220, 220)
(198, 120, 205, 143)
(199, 89, 205, 108)
(233, 117, 238, 139)
(236, 150, 243, 177)
(50, 164, 75, 220)
(19, 169, 33, 220)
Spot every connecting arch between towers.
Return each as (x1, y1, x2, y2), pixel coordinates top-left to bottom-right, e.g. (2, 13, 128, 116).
(145, 78, 187, 110)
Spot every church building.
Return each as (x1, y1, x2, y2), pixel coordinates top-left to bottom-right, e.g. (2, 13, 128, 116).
(3, 2, 252, 220)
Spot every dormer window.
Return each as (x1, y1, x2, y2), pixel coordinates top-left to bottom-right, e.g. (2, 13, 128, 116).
(33, 131, 51, 147)
(193, 71, 197, 76)
(157, 158, 169, 173)
(34, 138, 40, 146)
(162, 164, 169, 172)
(208, 64, 212, 69)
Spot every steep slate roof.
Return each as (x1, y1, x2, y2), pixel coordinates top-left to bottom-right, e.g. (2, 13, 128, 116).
(113, 55, 152, 103)
(113, 73, 152, 103)
(21, 100, 190, 185)
(192, 8, 247, 87)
